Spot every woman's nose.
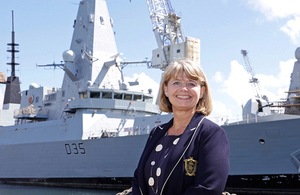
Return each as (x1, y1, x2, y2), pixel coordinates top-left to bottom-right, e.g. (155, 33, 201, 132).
(179, 84, 188, 90)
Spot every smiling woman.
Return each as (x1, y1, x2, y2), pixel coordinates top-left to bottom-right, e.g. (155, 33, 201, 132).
(159, 59, 212, 116)
(163, 73, 204, 119)
(132, 59, 230, 195)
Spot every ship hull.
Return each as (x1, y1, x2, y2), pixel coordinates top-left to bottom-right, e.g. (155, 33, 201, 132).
(223, 117, 300, 176)
(1, 116, 300, 191)
(0, 135, 148, 179)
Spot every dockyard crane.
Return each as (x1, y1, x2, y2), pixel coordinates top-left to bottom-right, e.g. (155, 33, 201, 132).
(241, 50, 269, 103)
(147, 0, 184, 47)
(146, 0, 200, 69)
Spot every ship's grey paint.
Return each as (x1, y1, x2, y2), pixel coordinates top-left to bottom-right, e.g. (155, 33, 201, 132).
(0, 135, 149, 178)
(0, 0, 300, 190)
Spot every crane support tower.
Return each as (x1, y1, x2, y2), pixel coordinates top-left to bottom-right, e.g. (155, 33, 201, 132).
(146, 0, 200, 69)
(241, 49, 266, 100)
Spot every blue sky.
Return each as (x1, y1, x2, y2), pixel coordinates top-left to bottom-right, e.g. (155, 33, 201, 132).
(1, 0, 300, 123)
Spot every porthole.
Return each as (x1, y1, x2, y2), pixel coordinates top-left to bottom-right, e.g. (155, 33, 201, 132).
(259, 139, 265, 145)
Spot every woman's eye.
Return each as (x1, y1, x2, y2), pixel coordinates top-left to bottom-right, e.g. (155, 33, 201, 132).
(173, 81, 180, 85)
(188, 83, 196, 86)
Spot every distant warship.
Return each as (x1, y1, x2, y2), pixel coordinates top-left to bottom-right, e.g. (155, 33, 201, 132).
(0, 0, 300, 192)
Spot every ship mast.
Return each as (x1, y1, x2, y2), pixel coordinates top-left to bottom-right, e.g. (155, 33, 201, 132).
(7, 11, 19, 78)
(2, 10, 21, 105)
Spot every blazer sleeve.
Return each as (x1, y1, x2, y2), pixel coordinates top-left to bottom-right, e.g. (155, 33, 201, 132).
(132, 168, 142, 194)
(184, 120, 230, 195)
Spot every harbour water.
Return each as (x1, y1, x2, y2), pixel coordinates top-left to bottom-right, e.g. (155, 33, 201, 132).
(0, 184, 121, 195)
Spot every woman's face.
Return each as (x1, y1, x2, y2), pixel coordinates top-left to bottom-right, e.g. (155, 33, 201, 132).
(164, 71, 205, 113)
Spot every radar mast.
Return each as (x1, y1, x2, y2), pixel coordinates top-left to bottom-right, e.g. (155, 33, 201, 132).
(2, 10, 21, 105)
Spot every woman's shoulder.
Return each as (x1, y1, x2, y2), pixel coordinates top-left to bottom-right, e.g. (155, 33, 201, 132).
(194, 117, 228, 147)
(203, 117, 222, 128)
(192, 112, 222, 129)
(200, 117, 226, 136)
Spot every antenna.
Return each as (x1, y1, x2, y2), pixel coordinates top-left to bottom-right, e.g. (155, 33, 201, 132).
(7, 10, 20, 78)
(2, 10, 21, 105)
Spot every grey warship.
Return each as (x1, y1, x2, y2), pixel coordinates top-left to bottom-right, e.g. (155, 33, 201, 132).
(1, 0, 300, 192)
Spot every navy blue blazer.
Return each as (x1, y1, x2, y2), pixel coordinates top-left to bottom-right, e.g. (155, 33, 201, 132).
(132, 112, 230, 195)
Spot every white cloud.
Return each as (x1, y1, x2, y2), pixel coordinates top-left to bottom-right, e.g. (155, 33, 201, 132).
(208, 100, 233, 123)
(247, 0, 300, 44)
(278, 59, 295, 85)
(276, 59, 295, 98)
(255, 74, 280, 101)
(255, 59, 294, 101)
(280, 16, 300, 46)
(221, 60, 253, 106)
(256, 74, 279, 88)
(214, 58, 294, 118)
(212, 100, 231, 115)
(247, 0, 300, 20)
(125, 72, 160, 103)
(212, 71, 224, 83)
(257, 59, 294, 101)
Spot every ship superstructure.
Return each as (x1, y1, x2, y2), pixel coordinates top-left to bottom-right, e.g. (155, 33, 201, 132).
(12, 0, 161, 137)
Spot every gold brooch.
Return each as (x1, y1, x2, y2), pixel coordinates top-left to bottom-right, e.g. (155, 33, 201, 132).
(184, 157, 198, 176)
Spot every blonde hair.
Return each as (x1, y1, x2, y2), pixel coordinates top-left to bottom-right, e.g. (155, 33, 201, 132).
(158, 59, 212, 116)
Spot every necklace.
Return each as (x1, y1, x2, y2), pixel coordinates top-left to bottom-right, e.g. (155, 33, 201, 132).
(148, 133, 181, 194)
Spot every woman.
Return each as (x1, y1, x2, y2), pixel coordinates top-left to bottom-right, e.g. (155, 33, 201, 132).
(132, 59, 230, 195)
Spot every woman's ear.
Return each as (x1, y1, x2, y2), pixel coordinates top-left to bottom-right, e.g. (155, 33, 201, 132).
(164, 84, 168, 97)
(200, 86, 205, 99)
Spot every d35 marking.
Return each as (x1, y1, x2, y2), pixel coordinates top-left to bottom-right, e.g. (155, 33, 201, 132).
(65, 143, 85, 155)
